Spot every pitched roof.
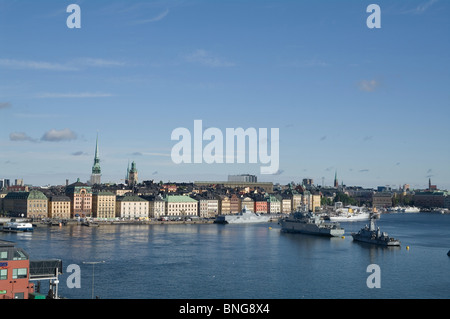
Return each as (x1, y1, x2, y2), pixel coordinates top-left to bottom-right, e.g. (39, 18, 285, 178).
(165, 195, 197, 203)
(117, 195, 147, 202)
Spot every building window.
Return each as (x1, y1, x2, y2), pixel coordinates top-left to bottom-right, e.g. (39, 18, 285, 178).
(12, 268, 27, 279)
(0, 269, 7, 280)
(0, 251, 8, 260)
(13, 250, 27, 261)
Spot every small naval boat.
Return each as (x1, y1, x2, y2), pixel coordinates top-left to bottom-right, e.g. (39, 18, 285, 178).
(351, 217, 400, 246)
(214, 206, 271, 224)
(1, 222, 34, 232)
(279, 210, 345, 237)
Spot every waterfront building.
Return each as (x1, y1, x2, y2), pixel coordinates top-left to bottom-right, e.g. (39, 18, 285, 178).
(165, 195, 198, 218)
(346, 187, 374, 206)
(253, 196, 268, 214)
(141, 195, 166, 219)
(281, 196, 292, 214)
(309, 193, 322, 212)
(241, 196, 254, 212)
(48, 196, 71, 219)
(298, 191, 321, 212)
(90, 134, 102, 185)
(0, 240, 35, 299)
(372, 192, 393, 208)
(197, 195, 219, 218)
(267, 195, 281, 213)
(92, 191, 116, 219)
(116, 195, 149, 219)
(292, 193, 302, 211)
(444, 196, 450, 209)
(3, 190, 48, 219)
(65, 179, 92, 218)
(230, 194, 241, 214)
(216, 195, 231, 215)
(282, 184, 301, 212)
(148, 196, 166, 219)
(414, 191, 447, 208)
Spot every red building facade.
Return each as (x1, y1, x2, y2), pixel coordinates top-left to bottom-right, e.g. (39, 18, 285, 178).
(0, 240, 34, 299)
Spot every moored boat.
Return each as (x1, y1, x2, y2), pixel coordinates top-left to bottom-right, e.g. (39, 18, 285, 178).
(214, 206, 270, 224)
(1, 222, 34, 232)
(279, 210, 345, 237)
(327, 202, 371, 222)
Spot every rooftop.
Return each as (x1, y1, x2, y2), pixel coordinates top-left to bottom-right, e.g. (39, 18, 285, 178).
(116, 195, 147, 202)
(165, 195, 198, 203)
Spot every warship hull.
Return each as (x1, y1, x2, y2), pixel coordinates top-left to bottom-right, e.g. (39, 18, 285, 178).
(214, 215, 270, 224)
(351, 217, 400, 246)
(351, 234, 400, 246)
(214, 207, 271, 224)
(280, 219, 344, 237)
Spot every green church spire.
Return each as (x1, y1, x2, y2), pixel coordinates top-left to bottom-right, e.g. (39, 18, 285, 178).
(90, 133, 101, 184)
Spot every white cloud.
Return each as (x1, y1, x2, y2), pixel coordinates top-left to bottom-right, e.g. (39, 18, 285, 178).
(405, 0, 439, 14)
(358, 79, 380, 92)
(0, 57, 127, 71)
(74, 58, 127, 67)
(41, 129, 77, 142)
(36, 92, 113, 98)
(9, 132, 37, 142)
(134, 8, 169, 24)
(0, 58, 77, 71)
(185, 49, 235, 67)
(281, 58, 329, 68)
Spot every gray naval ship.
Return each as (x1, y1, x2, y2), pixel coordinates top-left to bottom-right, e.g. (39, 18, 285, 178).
(214, 206, 271, 224)
(279, 210, 345, 237)
(352, 217, 400, 246)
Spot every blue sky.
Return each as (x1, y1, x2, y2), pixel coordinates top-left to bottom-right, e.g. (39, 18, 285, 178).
(0, 0, 449, 189)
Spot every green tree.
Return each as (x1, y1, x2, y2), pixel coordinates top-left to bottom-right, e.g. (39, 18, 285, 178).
(333, 192, 357, 206)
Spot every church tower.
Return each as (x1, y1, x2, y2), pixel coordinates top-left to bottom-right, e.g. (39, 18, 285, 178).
(334, 171, 339, 188)
(90, 133, 102, 185)
(128, 161, 138, 186)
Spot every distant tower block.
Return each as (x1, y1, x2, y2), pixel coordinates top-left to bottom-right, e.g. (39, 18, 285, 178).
(90, 133, 102, 185)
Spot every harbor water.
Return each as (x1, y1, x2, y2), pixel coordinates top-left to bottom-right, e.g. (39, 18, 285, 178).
(1, 213, 449, 299)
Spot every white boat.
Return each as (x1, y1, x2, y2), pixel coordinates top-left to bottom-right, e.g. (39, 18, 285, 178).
(329, 211, 370, 222)
(431, 208, 449, 214)
(401, 206, 420, 213)
(1, 222, 34, 232)
(214, 206, 270, 224)
(328, 203, 371, 222)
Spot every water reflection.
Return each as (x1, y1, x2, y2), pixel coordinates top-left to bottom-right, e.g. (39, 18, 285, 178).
(1, 214, 449, 299)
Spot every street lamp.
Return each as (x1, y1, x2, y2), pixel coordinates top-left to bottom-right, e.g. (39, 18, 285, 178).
(83, 261, 105, 299)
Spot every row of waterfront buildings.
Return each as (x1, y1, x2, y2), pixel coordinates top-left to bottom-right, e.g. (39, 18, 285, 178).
(1, 174, 449, 220)
(0, 179, 321, 220)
